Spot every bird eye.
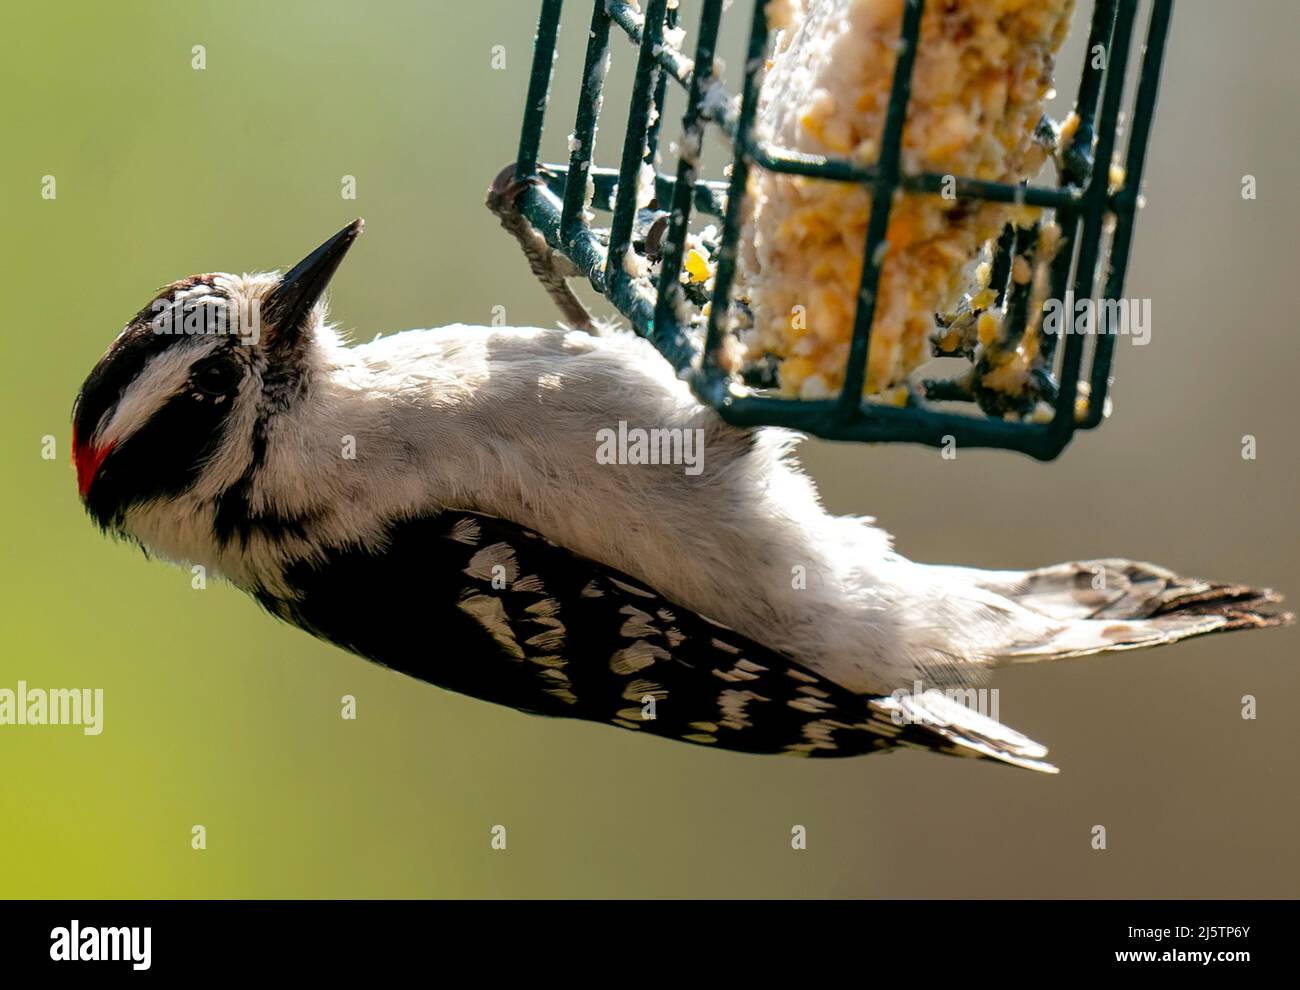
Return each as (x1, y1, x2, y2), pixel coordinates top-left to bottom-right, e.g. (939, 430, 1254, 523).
(192, 360, 241, 397)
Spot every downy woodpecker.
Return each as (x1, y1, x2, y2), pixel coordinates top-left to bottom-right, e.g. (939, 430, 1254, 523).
(72, 219, 1289, 772)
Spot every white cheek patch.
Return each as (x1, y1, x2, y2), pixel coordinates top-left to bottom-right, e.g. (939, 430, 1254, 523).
(95, 337, 225, 450)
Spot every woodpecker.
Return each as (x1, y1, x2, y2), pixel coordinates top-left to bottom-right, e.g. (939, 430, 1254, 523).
(73, 219, 1289, 772)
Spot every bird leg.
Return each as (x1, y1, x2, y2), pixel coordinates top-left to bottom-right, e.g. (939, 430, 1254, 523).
(486, 163, 596, 333)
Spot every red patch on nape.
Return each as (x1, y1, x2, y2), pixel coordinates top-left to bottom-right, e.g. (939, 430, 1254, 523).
(72, 426, 114, 499)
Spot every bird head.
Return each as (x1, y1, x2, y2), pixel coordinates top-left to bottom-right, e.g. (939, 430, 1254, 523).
(71, 219, 363, 533)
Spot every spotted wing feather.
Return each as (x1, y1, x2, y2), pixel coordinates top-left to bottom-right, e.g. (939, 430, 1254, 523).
(263, 510, 1054, 770)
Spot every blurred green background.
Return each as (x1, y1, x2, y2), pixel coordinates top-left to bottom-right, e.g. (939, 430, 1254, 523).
(1, 0, 1296, 898)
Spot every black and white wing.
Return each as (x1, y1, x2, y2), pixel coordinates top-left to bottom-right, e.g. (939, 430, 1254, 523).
(264, 510, 1055, 771)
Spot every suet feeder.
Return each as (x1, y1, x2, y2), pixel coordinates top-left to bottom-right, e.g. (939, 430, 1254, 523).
(506, 0, 1172, 459)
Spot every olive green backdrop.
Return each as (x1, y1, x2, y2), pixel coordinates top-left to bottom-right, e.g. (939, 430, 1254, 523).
(2, 0, 1296, 898)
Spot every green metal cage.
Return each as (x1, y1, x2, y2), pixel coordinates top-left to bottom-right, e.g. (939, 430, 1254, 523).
(505, 0, 1173, 459)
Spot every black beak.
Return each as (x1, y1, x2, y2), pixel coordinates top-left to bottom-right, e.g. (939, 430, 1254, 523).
(264, 219, 363, 348)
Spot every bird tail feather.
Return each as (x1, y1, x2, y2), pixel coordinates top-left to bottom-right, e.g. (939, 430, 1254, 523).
(869, 691, 1059, 774)
(988, 558, 1291, 664)
(896, 559, 1289, 773)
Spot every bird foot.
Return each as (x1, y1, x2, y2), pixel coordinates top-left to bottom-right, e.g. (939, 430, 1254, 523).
(486, 163, 595, 333)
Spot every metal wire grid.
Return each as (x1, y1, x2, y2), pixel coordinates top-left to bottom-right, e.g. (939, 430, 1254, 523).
(508, 0, 1173, 459)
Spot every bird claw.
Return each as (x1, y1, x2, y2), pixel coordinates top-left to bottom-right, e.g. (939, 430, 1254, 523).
(486, 163, 544, 219)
